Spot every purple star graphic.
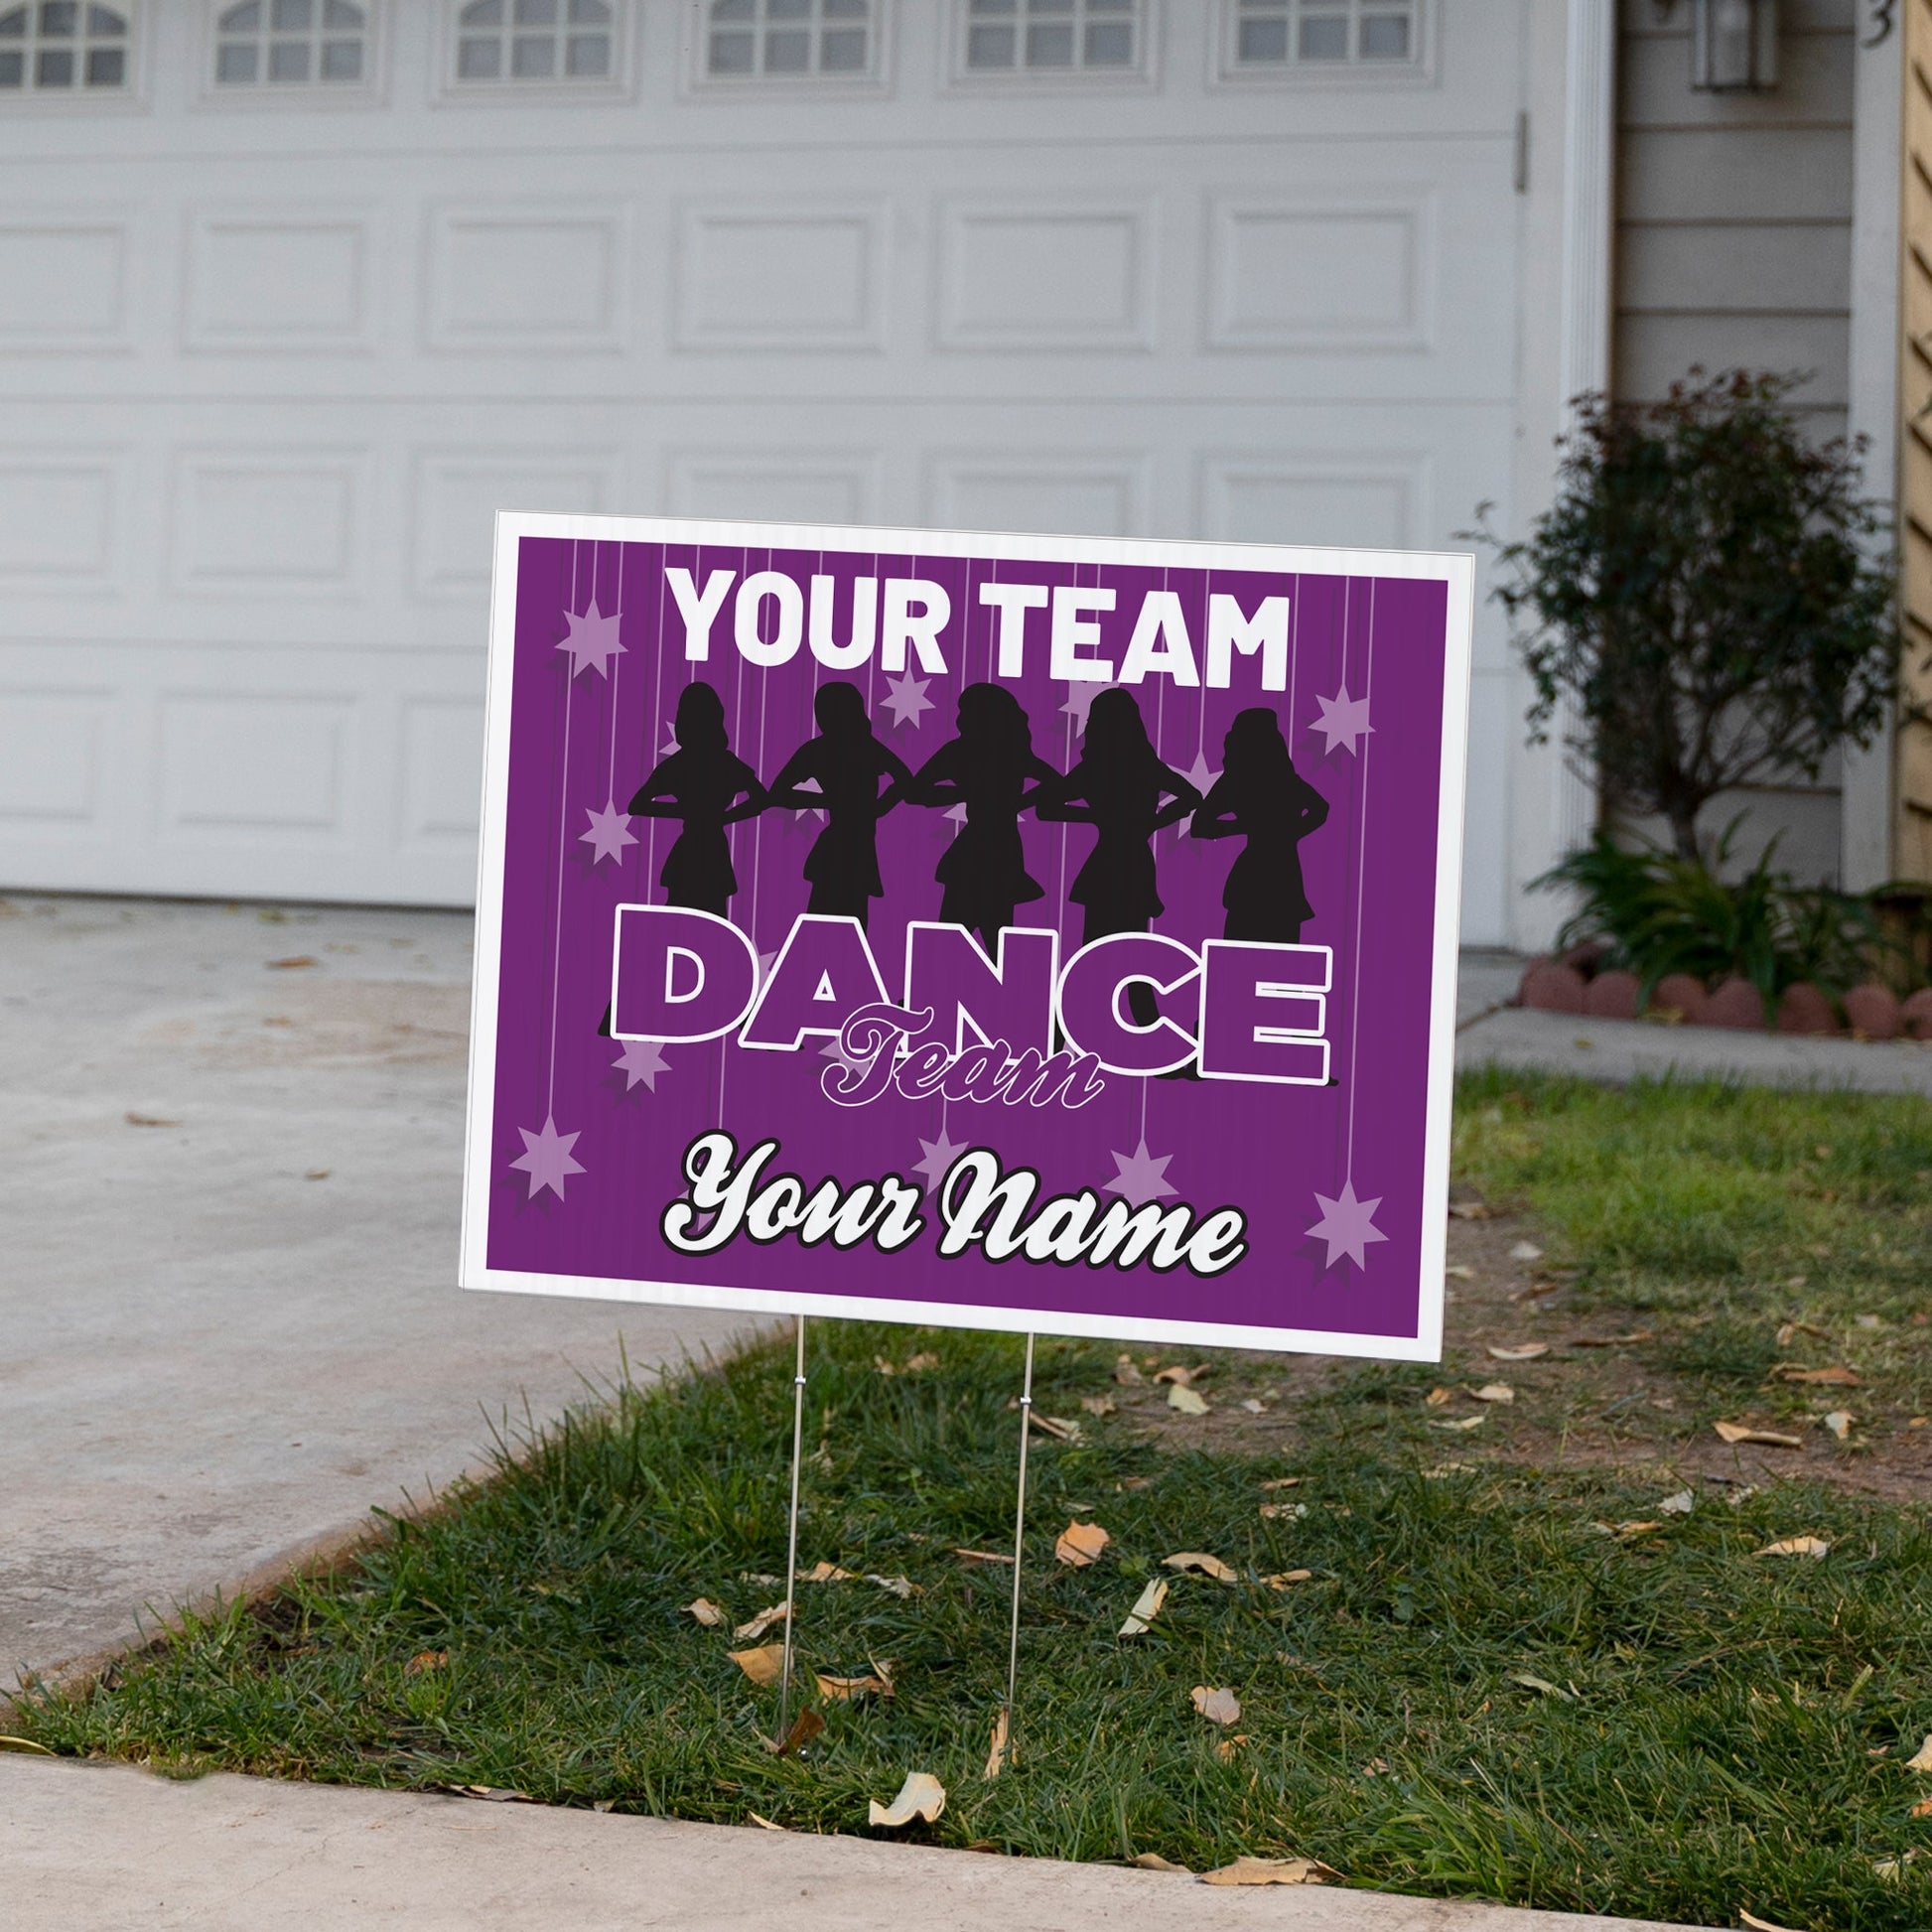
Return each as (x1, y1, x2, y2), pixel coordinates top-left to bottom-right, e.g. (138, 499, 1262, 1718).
(791, 775, 827, 824)
(614, 1038, 669, 1091)
(943, 802, 968, 824)
(1307, 1178, 1387, 1271)
(556, 600, 624, 680)
(579, 799, 636, 866)
(1060, 679, 1119, 737)
(820, 1035, 873, 1080)
(912, 1129, 968, 1194)
(880, 671, 934, 731)
(1106, 1138, 1176, 1206)
(1176, 751, 1218, 833)
(659, 726, 680, 758)
(509, 1116, 585, 1201)
(1311, 681, 1374, 757)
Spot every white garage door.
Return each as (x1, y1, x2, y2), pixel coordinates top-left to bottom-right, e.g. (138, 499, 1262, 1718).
(0, 0, 1523, 941)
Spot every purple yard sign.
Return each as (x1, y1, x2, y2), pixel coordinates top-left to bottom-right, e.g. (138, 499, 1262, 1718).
(461, 516, 1473, 1361)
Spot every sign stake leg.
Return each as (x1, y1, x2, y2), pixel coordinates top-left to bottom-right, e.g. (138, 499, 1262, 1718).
(777, 1313, 807, 1743)
(1004, 1330, 1036, 1736)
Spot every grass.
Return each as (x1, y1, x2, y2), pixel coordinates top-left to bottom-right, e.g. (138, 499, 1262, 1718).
(15, 1074, 1932, 1929)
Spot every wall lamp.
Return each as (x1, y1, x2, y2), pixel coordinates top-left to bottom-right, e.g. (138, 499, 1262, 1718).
(1690, 0, 1779, 93)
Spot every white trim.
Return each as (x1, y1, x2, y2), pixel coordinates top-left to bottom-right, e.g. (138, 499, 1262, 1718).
(1844, 13, 1903, 892)
(461, 511, 1474, 1364)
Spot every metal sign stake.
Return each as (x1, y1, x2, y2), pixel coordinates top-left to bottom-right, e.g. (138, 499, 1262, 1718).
(1003, 1330, 1037, 1736)
(776, 1313, 807, 1743)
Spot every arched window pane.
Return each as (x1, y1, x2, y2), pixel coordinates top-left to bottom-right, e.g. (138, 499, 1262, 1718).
(454, 0, 616, 82)
(703, 0, 872, 79)
(0, 0, 127, 88)
(214, 0, 368, 87)
(962, 0, 1138, 74)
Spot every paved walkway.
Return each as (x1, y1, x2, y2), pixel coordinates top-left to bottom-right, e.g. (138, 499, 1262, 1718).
(0, 1756, 1701, 1932)
(0, 895, 739, 1693)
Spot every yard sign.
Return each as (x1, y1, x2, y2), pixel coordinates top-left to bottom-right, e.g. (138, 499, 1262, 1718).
(461, 516, 1472, 1361)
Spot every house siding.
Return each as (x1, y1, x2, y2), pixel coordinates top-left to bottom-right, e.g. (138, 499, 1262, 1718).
(1614, 0, 1859, 885)
(1898, 0, 1932, 881)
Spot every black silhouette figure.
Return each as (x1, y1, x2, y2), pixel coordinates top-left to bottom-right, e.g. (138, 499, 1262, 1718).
(908, 682, 1058, 952)
(1190, 706, 1329, 942)
(1035, 688, 1201, 950)
(627, 680, 765, 918)
(764, 682, 913, 930)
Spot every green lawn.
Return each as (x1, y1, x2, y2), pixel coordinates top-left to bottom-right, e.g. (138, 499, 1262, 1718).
(15, 1074, 1932, 1930)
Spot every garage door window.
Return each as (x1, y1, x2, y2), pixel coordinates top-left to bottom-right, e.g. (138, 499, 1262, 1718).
(1229, 0, 1419, 69)
(0, 2, 132, 91)
(704, 0, 872, 80)
(453, 0, 614, 82)
(959, 0, 1141, 76)
(214, 0, 368, 86)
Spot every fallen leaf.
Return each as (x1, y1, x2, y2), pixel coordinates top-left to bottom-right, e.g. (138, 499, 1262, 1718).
(1120, 1474, 1152, 1489)
(874, 1354, 897, 1375)
(1163, 1552, 1237, 1583)
(1240, 1398, 1267, 1414)
(1425, 1385, 1452, 1407)
(864, 1574, 918, 1597)
(1029, 1411, 1084, 1443)
(0, 1735, 56, 1755)
(733, 1602, 790, 1642)
(740, 1571, 781, 1586)
(952, 1547, 1015, 1566)
(1910, 1796, 1932, 1818)
(1191, 1686, 1241, 1725)
(1113, 1355, 1144, 1385)
(1508, 1672, 1578, 1701)
(1363, 1756, 1391, 1776)
(1260, 1476, 1303, 1490)
(796, 1562, 855, 1585)
(1739, 1915, 1804, 1932)
(748, 1812, 786, 1832)
(1258, 1501, 1307, 1520)
(815, 1672, 893, 1703)
(868, 1770, 946, 1829)
(124, 1112, 181, 1128)
(1119, 1578, 1169, 1635)
(728, 1643, 787, 1686)
(1874, 1851, 1920, 1880)
(1569, 1331, 1654, 1347)
(1822, 1410, 1853, 1442)
(1714, 1421, 1804, 1448)
(1431, 1415, 1486, 1432)
(1752, 1537, 1830, 1560)
(404, 1649, 449, 1675)
(1468, 1383, 1515, 1404)
(1772, 1364, 1861, 1387)
(1448, 1198, 1493, 1219)
(902, 1351, 939, 1372)
(1776, 1320, 1830, 1346)
(1131, 1852, 1190, 1872)
(267, 955, 318, 969)
(1214, 1733, 1247, 1761)
(984, 1708, 1010, 1779)
(1080, 1394, 1116, 1417)
(1487, 1342, 1549, 1361)
(1154, 1364, 1195, 1385)
(440, 1783, 537, 1803)
(1612, 1521, 1662, 1538)
(1903, 1733, 1932, 1771)
(1445, 1264, 1475, 1280)
(1262, 1570, 1313, 1587)
(1509, 1240, 1544, 1262)
(1421, 1462, 1476, 1478)
(1658, 1490, 1695, 1516)
(1166, 1383, 1209, 1416)
(764, 1707, 823, 1757)
(1055, 1520, 1110, 1567)
(1201, 1856, 1340, 1887)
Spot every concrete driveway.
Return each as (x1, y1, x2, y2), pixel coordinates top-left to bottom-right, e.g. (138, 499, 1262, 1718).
(0, 893, 741, 1691)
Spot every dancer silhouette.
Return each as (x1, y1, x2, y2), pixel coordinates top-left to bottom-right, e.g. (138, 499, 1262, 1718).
(764, 681, 912, 929)
(1190, 706, 1329, 942)
(627, 681, 764, 917)
(908, 682, 1057, 952)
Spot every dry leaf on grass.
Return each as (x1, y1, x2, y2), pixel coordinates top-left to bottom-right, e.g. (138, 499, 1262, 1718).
(1752, 1537, 1830, 1560)
(1469, 1383, 1515, 1404)
(1262, 1571, 1313, 1588)
(1240, 1398, 1267, 1414)
(1214, 1733, 1248, 1761)
(1612, 1521, 1661, 1538)
(1432, 1415, 1486, 1433)
(1153, 1364, 1197, 1386)
(740, 1572, 781, 1586)
(1425, 1386, 1452, 1407)
(1509, 1240, 1544, 1262)
(1739, 1914, 1804, 1932)
(1822, 1411, 1854, 1442)
(865, 1573, 918, 1598)
(1569, 1331, 1654, 1347)
(1449, 1197, 1492, 1219)
(1775, 1319, 1829, 1346)
(953, 1547, 1015, 1566)
(747, 1811, 785, 1832)
(1508, 1672, 1577, 1701)
(1715, 1421, 1804, 1449)
(1902, 1734, 1932, 1771)
(816, 1672, 893, 1703)
(903, 1351, 939, 1372)
(1201, 1857, 1341, 1887)
(1658, 1490, 1695, 1516)
(1120, 1579, 1169, 1635)
(1421, 1462, 1476, 1478)
(1080, 1394, 1117, 1417)
(1771, 1364, 1861, 1387)
(1260, 1476, 1303, 1490)
(1445, 1264, 1475, 1280)
(0, 1735, 56, 1755)
(1131, 1853, 1190, 1873)
(1258, 1501, 1307, 1521)
(1029, 1411, 1084, 1443)
(440, 1783, 537, 1803)
(1487, 1342, 1549, 1361)
(1191, 1686, 1241, 1725)
(1114, 1354, 1144, 1385)
(1166, 1383, 1209, 1416)
(1911, 1797, 1932, 1818)
(1055, 1520, 1110, 1567)
(734, 1602, 790, 1642)
(764, 1707, 824, 1757)
(868, 1771, 946, 1829)
(404, 1650, 449, 1675)
(728, 1643, 787, 1686)
(1164, 1552, 1237, 1583)
(796, 1562, 855, 1585)
(984, 1708, 1010, 1779)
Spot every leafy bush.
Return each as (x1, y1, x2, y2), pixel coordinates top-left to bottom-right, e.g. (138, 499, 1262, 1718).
(1538, 827, 1881, 1011)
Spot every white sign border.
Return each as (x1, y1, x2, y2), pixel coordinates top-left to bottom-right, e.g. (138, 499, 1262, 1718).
(460, 512, 1473, 1363)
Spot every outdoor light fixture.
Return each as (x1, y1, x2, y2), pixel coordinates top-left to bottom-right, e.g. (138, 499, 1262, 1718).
(1691, 0, 1778, 92)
